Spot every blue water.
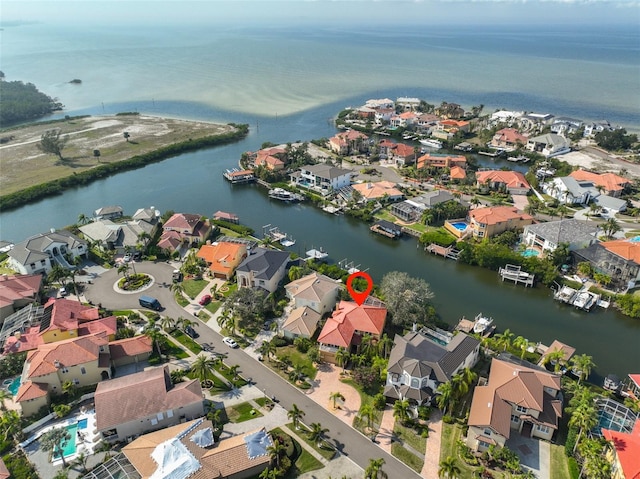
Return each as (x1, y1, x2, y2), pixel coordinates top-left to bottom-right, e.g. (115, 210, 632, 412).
(77, 418, 88, 430)
(52, 424, 78, 459)
(450, 222, 469, 232)
(522, 249, 540, 258)
(8, 377, 21, 396)
(630, 236, 640, 243)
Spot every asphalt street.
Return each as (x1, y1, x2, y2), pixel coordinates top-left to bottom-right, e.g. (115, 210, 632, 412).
(85, 261, 424, 479)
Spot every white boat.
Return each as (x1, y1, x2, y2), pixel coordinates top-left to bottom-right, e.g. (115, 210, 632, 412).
(572, 291, 600, 311)
(419, 138, 443, 149)
(473, 313, 494, 334)
(268, 188, 303, 202)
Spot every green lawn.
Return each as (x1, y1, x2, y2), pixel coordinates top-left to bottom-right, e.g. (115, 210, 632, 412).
(394, 421, 427, 453)
(550, 444, 571, 479)
(286, 423, 336, 461)
(183, 279, 209, 299)
(175, 292, 189, 307)
(275, 345, 318, 380)
(171, 330, 202, 354)
(205, 301, 221, 315)
(391, 443, 423, 472)
(227, 402, 263, 423)
(439, 423, 477, 479)
(374, 208, 397, 223)
(340, 378, 384, 430)
(112, 309, 134, 316)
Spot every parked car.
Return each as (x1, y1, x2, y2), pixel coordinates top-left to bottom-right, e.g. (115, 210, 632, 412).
(222, 337, 238, 348)
(185, 326, 199, 339)
(123, 253, 132, 262)
(59, 287, 68, 297)
(199, 294, 212, 306)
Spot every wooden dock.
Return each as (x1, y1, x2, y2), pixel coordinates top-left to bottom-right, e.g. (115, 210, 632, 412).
(425, 243, 460, 260)
(223, 169, 255, 184)
(498, 264, 534, 287)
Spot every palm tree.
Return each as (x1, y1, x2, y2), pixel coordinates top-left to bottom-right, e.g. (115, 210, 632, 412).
(267, 438, 287, 469)
(288, 265, 303, 281)
(217, 309, 233, 331)
(228, 364, 241, 380)
(393, 399, 411, 425)
(77, 213, 90, 225)
(543, 349, 567, 373)
(159, 316, 176, 332)
(438, 456, 461, 479)
(335, 347, 350, 371)
(470, 197, 482, 209)
(0, 389, 11, 412)
(568, 400, 598, 453)
(603, 217, 621, 239)
(179, 317, 198, 333)
(377, 333, 393, 359)
(513, 336, 531, 359)
(329, 391, 345, 409)
(73, 452, 89, 473)
(365, 458, 388, 479)
(117, 263, 130, 280)
(359, 333, 376, 357)
(144, 328, 166, 359)
(308, 422, 329, 447)
(359, 403, 376, 430)
(191, 354, 216, 387)
(570, 354, 596, 384)
(435, 381, 455, 416)
(170, 281, 185, 296)
(0, 410, 21, 442)
(495, 328, 514, 351)
(289, 364, 306, 383)
(62, 380, 78, 399)
(170, 369, 186, 384)
(287, 404, 305, 430)
(259, 468, 279, 479)
(41, 426, 72, 467)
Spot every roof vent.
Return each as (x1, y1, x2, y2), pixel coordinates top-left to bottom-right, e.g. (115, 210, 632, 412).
(54, 360, 61, 368)
(487, 402, 492, 408)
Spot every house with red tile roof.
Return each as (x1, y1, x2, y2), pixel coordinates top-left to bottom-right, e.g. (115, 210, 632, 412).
(317, 300, 387, 363)
(253, 147, 286, 171)
(122, 419, 272, 479)
(468, 206, 534, 239)
(329, 130, 369, 155)
(476, 170, 531, 195)
(574, 239, 640, 289)
(196, 241, 247, 279)
(569, 170, 630, 197)
(352, 181, 404, 203)
(3, 298, 116, 354)
(377, 141, 417, 166)
(95, 365, 204, 441)
(417, 153, 467, 170)
(0, 273, 42, 322)
(15, 331, 152, 417)
(467, 357, 562, 452)
(602, 419, 640, 479)
(450, 165, 467, 181)
(159, 213, 212, 252)
(390, 111, 418, 128)
(437, 119, 471, 134)
(490, 128, 528, 150)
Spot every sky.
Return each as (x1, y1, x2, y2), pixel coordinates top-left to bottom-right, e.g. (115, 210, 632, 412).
(2, 0, 639, 26)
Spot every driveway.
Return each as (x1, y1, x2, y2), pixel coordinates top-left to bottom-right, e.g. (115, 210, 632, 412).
(506, 434, 550, 479)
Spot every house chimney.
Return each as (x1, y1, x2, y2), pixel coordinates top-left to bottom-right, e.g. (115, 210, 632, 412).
(54, 360, 61, 368)
(14, 331, 21, 339)
(412, 323, 417, 332)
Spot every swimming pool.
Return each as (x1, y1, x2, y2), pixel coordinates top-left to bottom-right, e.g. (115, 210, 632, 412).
(8, 376, 22, 396)
(630, 236, 640, 243)
(449, 222, 468, 231)
(522, 248, 540, 257)
(52, 423, 78, 460)
(77, 418, 88, 429)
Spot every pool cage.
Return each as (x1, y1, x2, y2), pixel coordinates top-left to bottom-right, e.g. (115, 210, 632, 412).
(590, 397, 638, 438)
(81, 453, 140, 479)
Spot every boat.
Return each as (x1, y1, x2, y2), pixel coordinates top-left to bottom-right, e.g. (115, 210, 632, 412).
(572, 291, 600, 311)
(280, 235, 296, 247)
(554, 285, 578, 304)
(603, 374, 622, 392)
(472, 313, 494, 335)
(506, 155, 530, 163)
(419, 138, 443, 149)
(268, 188, 303, 202)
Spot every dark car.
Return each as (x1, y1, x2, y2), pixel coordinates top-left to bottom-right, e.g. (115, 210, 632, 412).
(185, 326, 199, 339)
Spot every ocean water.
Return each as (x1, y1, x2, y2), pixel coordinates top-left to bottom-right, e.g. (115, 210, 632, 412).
(1, 22, 638, 128)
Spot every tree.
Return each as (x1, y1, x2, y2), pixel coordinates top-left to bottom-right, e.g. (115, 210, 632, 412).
(159, 316, 176, 332)
(259, 340, 277, 363)
(594, 128, 637, 151)
(77, 213, 89, 225)
(288, 265, 303, 281)
(435, 381, 455, 416)
(570, 354, 596, 384)
(144, 327, 167, 359)
(62, 380, 78, 399)
(41, 426, 72, 467)
(308, 422, 329, 447)
(335, 347, 350, 370)
(603, 217, 621, 239)
(123, 131, 130, 142)
(543, 349, 567, 373)
(568, 398, 598, 454)
(329, 391, 345, 409)
(287, 404, 305, 430)
(170, 369, 186, 384)
(191, 354, 217, 387)
(380, 271, 435, 326)
(495, 328, 514, 351)
(438, 456, 461, 479)
(259, 468, 280, 479)
(0, 389, 10, 412)
(0, 409, 21, 442)
(37, 129, 69, 162)
(377, 333, 393, 359)
(93, 149, 101, 162)
(393, 399, 411, 425)
(267, 438, 287, 470)
(513, 336, 531, 359)
(359, 403, 376, 430)
(365, 458, 388, 479)
(73, 452, 89, 473)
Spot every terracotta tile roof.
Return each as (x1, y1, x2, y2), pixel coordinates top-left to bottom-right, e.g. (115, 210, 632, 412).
(213, 211, 239, 222)
(3, 325, 44, 354)
(601, 239, 640, 264)
(108, 335, 153, 360)
(40, 297, 100, 333)
(492, 128, 528, 145)
(163, 213, 202, 232)
(543, 340, 576, 363)
(476, 170, 531, 190)
(602, 419, 640, 479)
(469, 206, 533, 226)
(630, 374, 640, 388)
(450, 166, 467, 179)
(468, 385, 513, 438)
(0, 274, 41, 309)
(26, 332, 108, 379)
(95, 366, 203, 432)
(15, 380, 48, 402)
(394, 143, 416, 157)
(0, 457, 9, 479)
(285, 272, 341, 304)
(569, 169, 630, 193)
(77, 316, 117, 337)
(352, 181, 404, 201)
(157, 230, 183, 251)
(197, 242, 247, 277)
(417, 153, 467, 169)
(317, 301, 387, 348)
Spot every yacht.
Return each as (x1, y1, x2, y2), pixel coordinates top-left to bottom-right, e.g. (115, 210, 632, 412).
(472, 313, 494, 335)
(419, 138, 443, 149)
(268, 188, 303, 202)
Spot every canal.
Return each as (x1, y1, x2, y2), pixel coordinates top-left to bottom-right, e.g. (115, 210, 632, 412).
(1, 100, 637, 380)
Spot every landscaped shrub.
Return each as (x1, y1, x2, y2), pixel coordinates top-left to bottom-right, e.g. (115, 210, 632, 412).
(442, 415, 455, 424)
(118, 273, 151, 291)
(568, 457, 580, 479)
(53, 404, 71, 417)
(272, 336, 289, 347)
(565, 426, 578, 456)
(373, 393, 387, 410)
(294, 336, 312, 353)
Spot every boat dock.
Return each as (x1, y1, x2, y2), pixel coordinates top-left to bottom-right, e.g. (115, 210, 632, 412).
(268, 188, 304, 202)
(499, 264, 534, 287)
(425, 243, 460, 260)
(370, 220, 402, 239)
(262, 224, 295, 247)
(553, 283, 604, 311)
(223, 169, 255, 184)
(305, 247, 328, 261)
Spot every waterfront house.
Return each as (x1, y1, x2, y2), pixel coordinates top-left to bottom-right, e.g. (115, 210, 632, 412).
(468, 206, 534, 239)
(601, 418, 640, 479)
(7, 230, 87, 275)
(282, 307, 322, 339)
(523, 219, 599, 255)
(391, 190, 457, 223)
(79, 216, 157, 254)
(569, 170, 630, 198)
(518, 113, 555, 132)
(352, 181, 404, 203)
(95, 365, 204, 442)
(584, 121, 614, 138)
(435, 102, 465, 119)
(374, 108, 395, 125)
(396, 97, 421, 110)
(253, 147, 287, 171)
(435, 119, 471, 136)
(390, 143, 417, 166)
(537, 340, 575, 369)
(390, 111, 418, 128)
(526, 133, 571, 157)
(384, 328, 480, 406)
(122, 419, 272, 479)
(285, 272, 341, 314)
(94, 205, 123, 221)
(160, 213, 212, 251)
(416, 113, 441, 135)
(317, 300, 387, 363)
(467, 357, 562, 452)
(550, 117, 583, 137)
(236, 247, 290, 293)
(213, 211, 239, 224)
(132, 206, 161, 225)
(0, 274, 42, 323)
(328, 130, 369, 155)
(476, 170, 531, 195)
(450, 166, 467, 181)
(365, 98, 395, 110)
(196, 241, 247, 280)
(489, 128, 528, 151)
(291, 164, 352, 195)
(542, 176, 596, 205)
(2, 297, 116, 354)
(371, 220, 403, 238)
(417, 153, 467, 170)
(573, 238, 640, 289)
(489, 111, 524, 127)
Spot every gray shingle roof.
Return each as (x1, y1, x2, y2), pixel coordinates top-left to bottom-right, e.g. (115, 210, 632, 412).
(8, 231, 86, 265)
(236, 248, 290, 280)
(525, 219, 599, 244)
(302, 164, 352, 180)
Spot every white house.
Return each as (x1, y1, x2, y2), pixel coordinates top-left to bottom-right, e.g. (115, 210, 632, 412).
(542, 177, 596, 205)
(236, 247, 290, 293)
(291, 164, 352, 196)
(7, 231, 87, 275)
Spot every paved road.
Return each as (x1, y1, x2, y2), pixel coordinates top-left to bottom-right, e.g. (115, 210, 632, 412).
(86, 263, 423, 479)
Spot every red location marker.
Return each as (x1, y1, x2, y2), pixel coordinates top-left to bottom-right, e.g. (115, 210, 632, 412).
(346, 271, 374, 306)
